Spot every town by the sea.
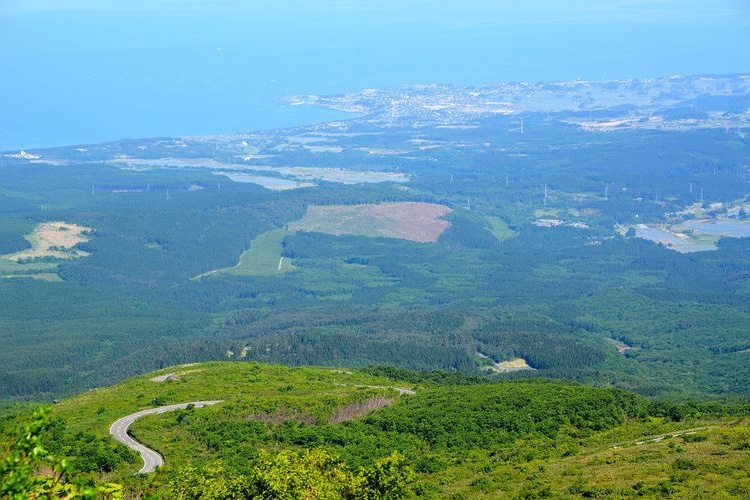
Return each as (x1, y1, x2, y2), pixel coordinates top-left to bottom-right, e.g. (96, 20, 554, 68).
(1, 0, 748, 150)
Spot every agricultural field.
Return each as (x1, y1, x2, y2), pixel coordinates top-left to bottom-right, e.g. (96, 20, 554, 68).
(631, 217, 750, 253)
(107, 157, 408, 188)
(288, 202, 452, 243)
(0, 221, 91, 280)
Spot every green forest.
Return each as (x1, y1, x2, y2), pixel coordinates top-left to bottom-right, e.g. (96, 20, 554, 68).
(1, 111, 750, 404)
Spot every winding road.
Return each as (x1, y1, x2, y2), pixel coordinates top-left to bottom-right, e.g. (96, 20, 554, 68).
(109, 400, 222, 474)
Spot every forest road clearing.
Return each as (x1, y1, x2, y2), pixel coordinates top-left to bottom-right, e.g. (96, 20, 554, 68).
(609, 426, 716, 449)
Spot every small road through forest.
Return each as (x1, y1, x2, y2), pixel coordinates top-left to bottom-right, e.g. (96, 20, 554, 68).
(109, 400, 222, 474)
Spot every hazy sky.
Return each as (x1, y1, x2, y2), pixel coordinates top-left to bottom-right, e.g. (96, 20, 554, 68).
(1, 0, 748, 149)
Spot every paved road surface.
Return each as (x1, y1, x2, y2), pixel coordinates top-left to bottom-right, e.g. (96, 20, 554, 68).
(109, 400, 222, 474)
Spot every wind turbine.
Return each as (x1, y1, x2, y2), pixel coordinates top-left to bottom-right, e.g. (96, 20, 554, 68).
(520, 116, 529, 135)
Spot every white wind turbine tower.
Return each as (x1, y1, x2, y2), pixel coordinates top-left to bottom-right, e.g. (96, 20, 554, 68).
(520, 116, 529, 135)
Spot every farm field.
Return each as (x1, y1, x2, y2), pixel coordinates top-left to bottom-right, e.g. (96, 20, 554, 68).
(288, 202, 452, 242)
(633, 224, 716, 252)
(632, 218, 750, 253)
(107, 157, 409, 187)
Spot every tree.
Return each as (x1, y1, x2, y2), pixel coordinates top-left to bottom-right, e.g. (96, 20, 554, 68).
(0, 408, 122, 499)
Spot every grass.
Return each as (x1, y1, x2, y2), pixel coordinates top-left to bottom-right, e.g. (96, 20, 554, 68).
(485, 216, 516, 241)
(0, 259, 56, 273)
(0, 258, 59, 280)
(46, 361, 412, 477)
(538, 421, 749, 498)
(199, 229, 295, 278)
(26, 361, 750, 497)
(51, 361, 410, 437)
(418, 419, 749, 499)
(533, 208, 562, 218)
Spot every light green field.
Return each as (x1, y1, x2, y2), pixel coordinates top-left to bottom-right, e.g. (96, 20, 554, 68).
(3, 272, 63, 282)
(0, 258, 59, 280)
(51, 361, 407, 437)
(201, 229, 295, 278)
(485, 216, 516, 241)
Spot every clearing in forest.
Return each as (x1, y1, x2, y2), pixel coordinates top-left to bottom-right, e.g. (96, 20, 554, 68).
(197, 229, 295, 278)
(4, 221, 91, 261)
(486, 216, 516, 241)
(288, 202, 452, 243)
(475, 352, 536, 373)
(0, 222, 91, 281)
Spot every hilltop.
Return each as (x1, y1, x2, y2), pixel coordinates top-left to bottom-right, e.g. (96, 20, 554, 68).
(2, 362, 747, 498)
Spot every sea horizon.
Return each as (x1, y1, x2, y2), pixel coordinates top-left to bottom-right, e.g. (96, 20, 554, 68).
(2, 0, 748, 151)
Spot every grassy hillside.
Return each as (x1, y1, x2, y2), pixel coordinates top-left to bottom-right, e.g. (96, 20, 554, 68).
(2, 362, 746, 498)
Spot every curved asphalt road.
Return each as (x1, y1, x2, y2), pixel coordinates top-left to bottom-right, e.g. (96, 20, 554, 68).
(109, 400, 222, 474)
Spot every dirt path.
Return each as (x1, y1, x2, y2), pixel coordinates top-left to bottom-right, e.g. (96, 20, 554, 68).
(610, 426, 715, 449)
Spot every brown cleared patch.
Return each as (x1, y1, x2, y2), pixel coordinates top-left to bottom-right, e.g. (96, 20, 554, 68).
(328, 397, 396, 424)
(477, 352, 536, 374)
(6, 222, 92, 261)
(288, 202, 452, 243)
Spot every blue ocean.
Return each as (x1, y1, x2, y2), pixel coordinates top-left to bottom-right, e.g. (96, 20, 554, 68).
(1, 0, 748, 150)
